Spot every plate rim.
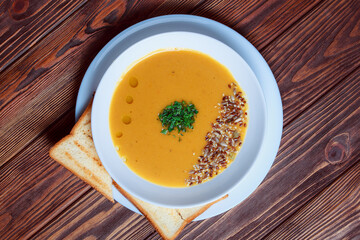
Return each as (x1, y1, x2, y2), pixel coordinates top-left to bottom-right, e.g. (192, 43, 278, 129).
(75, 14, 283, 220)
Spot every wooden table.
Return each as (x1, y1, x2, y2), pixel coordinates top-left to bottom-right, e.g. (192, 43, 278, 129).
(1, 0, 359, 239)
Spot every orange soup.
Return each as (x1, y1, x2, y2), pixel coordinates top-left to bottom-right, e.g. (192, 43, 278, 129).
(109, 49, 247, 187)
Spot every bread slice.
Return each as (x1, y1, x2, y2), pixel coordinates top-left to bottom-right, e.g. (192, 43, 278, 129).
(113, 181, 227, 240)
(50, 101, 228, 240)
(49, 101, 113, 202)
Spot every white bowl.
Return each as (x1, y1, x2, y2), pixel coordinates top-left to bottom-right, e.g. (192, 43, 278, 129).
(92, 31, 266, 208)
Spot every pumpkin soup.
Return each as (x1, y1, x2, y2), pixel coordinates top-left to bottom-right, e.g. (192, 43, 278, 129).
(109, 49, 247, 187)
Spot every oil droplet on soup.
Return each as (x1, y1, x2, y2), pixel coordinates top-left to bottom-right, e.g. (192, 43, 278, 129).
(122, 116, 131, 124)
(126, 96, 133, 104)
(109, 49, 242, 187)
(129, 77, 138, 88)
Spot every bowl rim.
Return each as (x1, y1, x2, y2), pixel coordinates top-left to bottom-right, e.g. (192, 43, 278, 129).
(91, 31, 267, 208)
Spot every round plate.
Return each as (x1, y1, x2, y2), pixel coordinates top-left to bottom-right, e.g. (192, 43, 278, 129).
(75, 15, 282, 220)
(92, 31, 266, 208)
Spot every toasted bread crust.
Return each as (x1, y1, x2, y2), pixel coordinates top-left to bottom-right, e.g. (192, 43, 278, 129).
(113, 180, 181, 240)
(180, 194, 228, 223)
(49, 99, 93, 157)
(51, 147, 114, 202)
(112, 180, 227, 240)
(49, 100, 114, 202)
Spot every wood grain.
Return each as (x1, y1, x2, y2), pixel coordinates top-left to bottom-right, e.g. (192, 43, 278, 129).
(174, 67, 360, 240)
(192, 0, 322, 49)
(0, 0, 134, 167)
(0, 110, 92, 240)
(0, 0, 87, 72)
(32, 191, 156, 240)
(265, 162, 360, 240)
(262, 0, 360, 125)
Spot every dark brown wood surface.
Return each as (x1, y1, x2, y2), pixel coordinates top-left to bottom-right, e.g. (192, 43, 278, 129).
(0, 0, 359, 239)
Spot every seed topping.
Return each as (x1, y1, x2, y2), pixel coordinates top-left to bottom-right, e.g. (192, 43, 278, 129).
(186, 82, 248, 186)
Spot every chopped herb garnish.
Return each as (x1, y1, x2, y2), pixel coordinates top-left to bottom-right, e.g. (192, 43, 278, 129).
(158, 101, 198, 135)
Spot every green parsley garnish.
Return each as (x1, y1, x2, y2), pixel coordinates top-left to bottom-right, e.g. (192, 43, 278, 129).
(158, 101, 198, 135)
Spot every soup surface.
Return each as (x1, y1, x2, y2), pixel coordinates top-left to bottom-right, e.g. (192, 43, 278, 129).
(109, 49, 246, 187)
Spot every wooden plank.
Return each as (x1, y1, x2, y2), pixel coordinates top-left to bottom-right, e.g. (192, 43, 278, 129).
(31, 191, 156, 240)
(0, 0, 87, 72)
(0, 0, 323, 168)
(262, 0, 360, 125)
(175, 69, 360, 239)
(0, 110, 93, 240)
(265, 162, 360, 240)
(192, 0, 322, 49)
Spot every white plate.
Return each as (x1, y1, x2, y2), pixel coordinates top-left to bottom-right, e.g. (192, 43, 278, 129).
(92, 31, 266, 208)
(76, 15, 282, 220)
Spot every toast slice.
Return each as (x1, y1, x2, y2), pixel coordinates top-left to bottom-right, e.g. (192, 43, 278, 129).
(113, 181, 227, 240)
(49, 101, 113, 202)
(49, 101, 227, 240)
